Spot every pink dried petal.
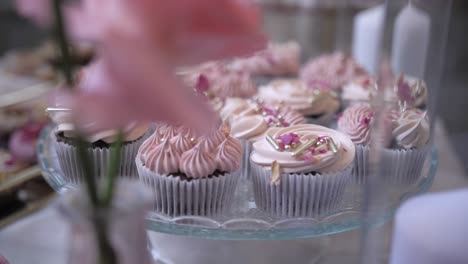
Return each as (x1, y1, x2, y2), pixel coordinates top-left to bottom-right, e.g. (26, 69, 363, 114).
(397, 75, 414, 103)
(196, 74, 210, 93)
(319, 149, 327, 154)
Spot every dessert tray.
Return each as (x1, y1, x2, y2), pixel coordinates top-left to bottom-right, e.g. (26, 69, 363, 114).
(38, 125, 437, 240)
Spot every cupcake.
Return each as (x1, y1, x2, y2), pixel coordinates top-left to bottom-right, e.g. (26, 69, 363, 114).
(337, 103, 375, 183)
(250, 124, 355, 217)
(257, 79, 340, 125)
(338, 104, 430, 184)
(227, 41, 300, 76)
(220, 97, 305, 178)
(300, 52, 367, 92)
(341, 76, 379, 107)
(136, 124, 241, 216)
(383, 107, 430, 184)
(179, 62, 256, 100)
(48, 108, 149, 184)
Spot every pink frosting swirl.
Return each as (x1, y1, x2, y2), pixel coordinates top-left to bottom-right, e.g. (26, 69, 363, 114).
(181, 63, 256, 99)
(170, 133, 194, 153)
(199, 126, 228, 151)
(215, 136, 243, 172)
(277, 106, 306, 125)
(251, 124, 355, 173)
(228, 41, 300, 76)
(300, 53, 367, 91)
(145, 139, 181, 174)
(337, 104, 374, 145)
(180, 144, 217, 178)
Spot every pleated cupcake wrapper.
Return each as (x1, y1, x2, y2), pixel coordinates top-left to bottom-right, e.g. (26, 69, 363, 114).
(305, 111, 336, 127)
(54, 134, 148, 185)
(352, 144, 371, 184)
(251, 162, 352, 218)
(136, 158, 239, 217)
(352, 144, 430, 185)
(381, 145, 430, 185)
(240, 139, 253, 179)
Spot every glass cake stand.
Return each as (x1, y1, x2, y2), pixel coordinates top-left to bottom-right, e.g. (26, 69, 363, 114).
(37, 125, 437, 240)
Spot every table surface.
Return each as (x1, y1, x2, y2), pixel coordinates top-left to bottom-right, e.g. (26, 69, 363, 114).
(1, 121, 467, 264)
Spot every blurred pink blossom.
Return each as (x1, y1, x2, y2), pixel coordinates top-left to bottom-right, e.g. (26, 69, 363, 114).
(15, 0, 52, 26)
(68, 0, 266, 66)
(54, 0, 266, 134)
(51, 58, 217, 135)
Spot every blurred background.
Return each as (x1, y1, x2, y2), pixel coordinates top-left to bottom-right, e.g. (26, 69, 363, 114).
(3, 0, 465, 170)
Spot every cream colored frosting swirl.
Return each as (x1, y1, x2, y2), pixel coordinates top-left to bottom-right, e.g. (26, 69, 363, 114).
(257, 79, 340, 116)
(300, 52, 367, 90)
(393, 108, 429, 149)
(251, 124, 355, 173)
(394, 75, 428, 108)
(224, 98, 307, 141)
(342, 76, 377, 102)
(220, 97, 252, 122)
(231, 115, 268, 140)
(145, 139, 181, 174)
(337, 103, 374, 145)
(228, 41, 300, 76)
(215, 136, 243, 172)
(180, 144, 217, 178)
(48, 109, 148, 144)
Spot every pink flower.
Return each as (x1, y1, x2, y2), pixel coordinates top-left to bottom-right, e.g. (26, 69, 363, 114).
(51, 60, 217, 134)
(15, 0, 52, 26)
(68, 0, 266, 66)
(55, 0, 266, 134)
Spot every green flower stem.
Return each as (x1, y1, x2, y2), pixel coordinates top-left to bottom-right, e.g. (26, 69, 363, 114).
(52, 0, 74, 86)
(75, 136, 99, 207)
(101, 132, 124, 208)
(95, 214, 118, 264)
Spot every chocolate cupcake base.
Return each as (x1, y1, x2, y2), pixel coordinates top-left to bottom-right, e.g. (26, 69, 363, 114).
(136, 158, 239, 217)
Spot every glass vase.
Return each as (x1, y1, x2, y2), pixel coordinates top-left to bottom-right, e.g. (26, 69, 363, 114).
(56, 181, 152, 264)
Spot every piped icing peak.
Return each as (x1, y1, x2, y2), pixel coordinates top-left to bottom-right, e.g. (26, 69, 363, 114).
(140, 123, 242, 178)
(145, 139, 181, 174)
(337, 103, 374, 145)
(215, 136, 243, 172)
(251, 124, 355, 174)
(180, 144, 217, 178)
(393, 108, 429, 149)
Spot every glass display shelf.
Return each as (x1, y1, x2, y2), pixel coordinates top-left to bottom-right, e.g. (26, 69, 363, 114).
(37, 125, 437, 240)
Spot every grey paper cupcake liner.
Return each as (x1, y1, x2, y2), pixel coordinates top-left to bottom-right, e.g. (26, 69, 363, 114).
(352, 144, 371, 184)
(352, 144, 430, 185)
(381, 145, 430, 184)
(250, 162, 352, 218)
(240, 139, 253, 179)
(136, 158, 239, 217)
(54, 133, 148, 185)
